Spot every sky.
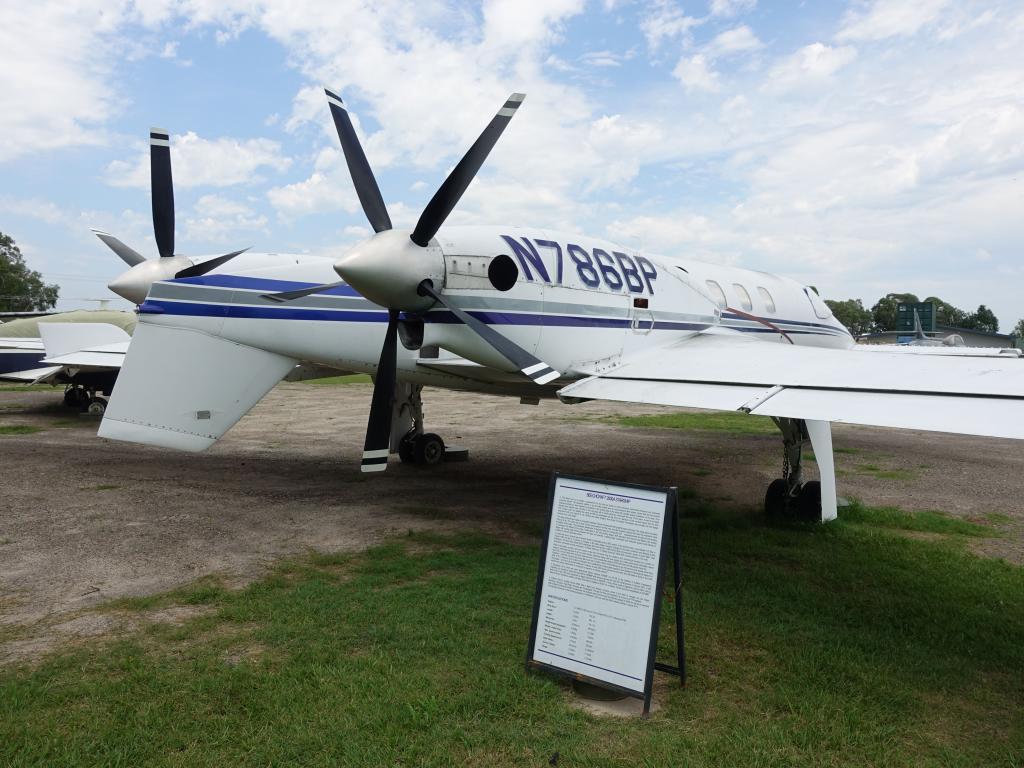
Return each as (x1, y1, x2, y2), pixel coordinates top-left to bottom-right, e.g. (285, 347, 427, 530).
(1, 0, 1022, 329)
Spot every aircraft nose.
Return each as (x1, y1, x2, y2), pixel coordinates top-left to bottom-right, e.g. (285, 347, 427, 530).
(108, 267, 148, 305)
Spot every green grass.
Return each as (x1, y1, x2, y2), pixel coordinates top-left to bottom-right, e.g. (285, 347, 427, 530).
(609, 411, 777, 434)
(1, 512, 1022, 767)
(839, 500, 997, 538)
(0, 424, 41, 435)
(302, 373, 372, 386)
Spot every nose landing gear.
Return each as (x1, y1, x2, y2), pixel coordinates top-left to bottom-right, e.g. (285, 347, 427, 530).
(390, 383, 467, 467)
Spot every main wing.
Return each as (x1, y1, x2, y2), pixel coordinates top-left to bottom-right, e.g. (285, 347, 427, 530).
(98, 322, 297, 451)
(558, 332, 1024, 440)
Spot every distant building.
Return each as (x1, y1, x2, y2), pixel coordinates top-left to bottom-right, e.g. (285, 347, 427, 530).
(859, 326, 1016, 349)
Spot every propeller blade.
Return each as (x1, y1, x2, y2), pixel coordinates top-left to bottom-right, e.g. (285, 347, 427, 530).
(150, 128, 175, 258)
(410, 93, 525, 248)
(175, 248, 250, 279)
(361, 309, 400, 473)
(325, 89, 392, 234)
(91, 229, 146, 267)
(418, 280, 559, 385)
(260, 281, 347, 303)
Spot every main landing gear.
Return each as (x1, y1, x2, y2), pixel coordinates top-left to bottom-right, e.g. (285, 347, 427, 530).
(764, 417, 838, 523)
(389, 383, 466, 467)
(63, 385, 108, 416)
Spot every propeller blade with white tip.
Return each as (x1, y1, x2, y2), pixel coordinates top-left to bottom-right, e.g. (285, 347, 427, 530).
(150, 128, 175, 258)
(410, 93, 525, 248)
(417, 280, 560, 385)
(361, 309, 400, 472)
(325, 89, 392, 234)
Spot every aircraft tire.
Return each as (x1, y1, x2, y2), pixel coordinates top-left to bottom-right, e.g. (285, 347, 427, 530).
(414, 433, 445, 466)
(398, 435, 417, 464)
(764, 478, 789, 521)
(85, 397, 107, 417)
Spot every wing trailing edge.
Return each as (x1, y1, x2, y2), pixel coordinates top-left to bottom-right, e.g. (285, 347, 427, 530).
(558, 334, 1024, 440)
(98, 322, 297, 451)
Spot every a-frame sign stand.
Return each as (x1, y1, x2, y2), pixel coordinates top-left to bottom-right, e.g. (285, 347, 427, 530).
(526, 474, 686, 718)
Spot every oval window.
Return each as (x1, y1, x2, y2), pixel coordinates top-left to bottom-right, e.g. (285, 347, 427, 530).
(705, 280, 727, 309)
(733, 283, 753, 312)
(757, 286, 776, 314)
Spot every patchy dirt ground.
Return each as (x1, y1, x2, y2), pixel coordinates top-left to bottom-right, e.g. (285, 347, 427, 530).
(1, 381, 1022, 661)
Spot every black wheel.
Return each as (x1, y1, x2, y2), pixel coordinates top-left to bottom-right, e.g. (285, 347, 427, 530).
(414, 433, 445, 466)
(85, 397, 107, 417)
(797, 480, 822, 522)
(764, 478, 789, 521)
(398, 435, 417, 464)
(64, 387, 83, 407)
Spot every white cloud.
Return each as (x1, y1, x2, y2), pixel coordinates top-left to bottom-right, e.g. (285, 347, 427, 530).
(709, 0, 756, 18)
(766, 43, 858, 90)
(0, 2, 119, 162)
(837, 0, 951, 42)
(706, 24, 763, 57)
(673, 54, 721, 92)
(182, 194, 268, 245)
(106, 132, 292, 189)
(267, 147, 359, 219)
(640, 0, 701, 53)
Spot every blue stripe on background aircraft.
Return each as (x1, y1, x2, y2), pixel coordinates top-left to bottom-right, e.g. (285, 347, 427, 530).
(91, 91, 1024, 523)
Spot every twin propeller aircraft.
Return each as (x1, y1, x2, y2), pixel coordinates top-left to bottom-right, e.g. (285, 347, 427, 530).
(94, 90, 1024, 522)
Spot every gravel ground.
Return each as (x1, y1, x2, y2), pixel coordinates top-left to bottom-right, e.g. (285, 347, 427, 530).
(1, 382, 1021, 660)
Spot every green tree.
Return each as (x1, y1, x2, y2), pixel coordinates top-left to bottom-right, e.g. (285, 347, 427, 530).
(1013, 318, 1024, 339)
(0, 232, 58, 312)
(962, 304, 999, 333)
(921, 296, 968, 328)
(825, 298, 873, 336)
(870, 292, 919, 332)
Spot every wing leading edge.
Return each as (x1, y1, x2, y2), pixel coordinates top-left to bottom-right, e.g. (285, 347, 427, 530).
(558, 333, 1024, 440)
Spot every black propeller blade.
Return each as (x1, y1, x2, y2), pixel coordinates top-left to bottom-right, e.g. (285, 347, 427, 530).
(325, 89, 393, 234)
(361, 310, 400, 472)
(410, 93, 525, 247)
(261, 280, 346, 303)
(417, 280, 560, 385)
(150, 128, 175, 258)
(175, 248, 250, 279)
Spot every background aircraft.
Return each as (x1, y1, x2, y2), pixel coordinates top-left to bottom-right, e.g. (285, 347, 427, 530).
(94, 91, 1024, 523)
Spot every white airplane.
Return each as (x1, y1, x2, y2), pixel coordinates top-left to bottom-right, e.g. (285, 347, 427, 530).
(96, 91, 1024, 523)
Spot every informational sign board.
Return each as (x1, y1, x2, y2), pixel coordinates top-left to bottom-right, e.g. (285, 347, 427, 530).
(527, 473, 682, 713)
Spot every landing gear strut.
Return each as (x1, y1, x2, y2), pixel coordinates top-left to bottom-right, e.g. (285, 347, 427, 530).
(389, 383, 463, 466)
(765, 417, 836, 522)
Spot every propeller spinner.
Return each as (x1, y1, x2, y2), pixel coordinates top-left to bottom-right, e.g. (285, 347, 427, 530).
(95, 128, 248, 304)
(265, 90, 560, 473)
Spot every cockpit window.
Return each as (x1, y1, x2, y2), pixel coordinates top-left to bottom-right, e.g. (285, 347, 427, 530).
(757, 286, 776, 314)
(705, 280, 727, 309)
(804, 287, 833, 320)
(733, 284, 753, 312)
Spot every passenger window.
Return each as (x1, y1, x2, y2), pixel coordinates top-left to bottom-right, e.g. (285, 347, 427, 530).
(733, 283, 753, 312)
(705, 280, 727, 309)
(757, 286, 776, 314)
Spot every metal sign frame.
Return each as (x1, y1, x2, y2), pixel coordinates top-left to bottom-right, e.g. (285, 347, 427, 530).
(526, 472, 685, 717)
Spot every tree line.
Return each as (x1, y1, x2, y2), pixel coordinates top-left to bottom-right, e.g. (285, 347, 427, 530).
(824, 293, 1024, 339)
(0, 231, 59, 312)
